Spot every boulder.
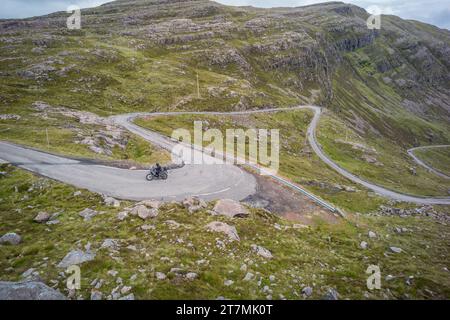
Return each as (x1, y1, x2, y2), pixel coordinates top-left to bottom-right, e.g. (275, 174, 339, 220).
(137, 200, 161, 209)
(205, 221, 240, 242)
(0, 281, 66, 300)
(251, 244, 273, 259)
(183, 197, 207, 213)
(117, 211, 129, 221)
(90, 290, 103, 300)
(103, 196, 121, 207)
(57, 249, 96, 268)
(131, 205, 158, 220)
(302, 286, 313, 296)
(34, 211, 51, 223)
(0, 232, 22, 245)
(322, 288, 339, 300)
(212, 199, 249, 218)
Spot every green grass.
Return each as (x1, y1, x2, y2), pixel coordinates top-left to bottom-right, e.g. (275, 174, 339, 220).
(1, 164, 449, 299)
(0, 107, 170, 167)
(413, 147, 450, 177)
(317, 112, 450, 197)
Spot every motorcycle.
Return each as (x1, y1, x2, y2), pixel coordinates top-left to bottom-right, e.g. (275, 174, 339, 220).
(146, 167, 168, 181)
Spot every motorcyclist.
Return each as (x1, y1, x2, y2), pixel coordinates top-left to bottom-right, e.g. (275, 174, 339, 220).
(154, 163, 162, 177)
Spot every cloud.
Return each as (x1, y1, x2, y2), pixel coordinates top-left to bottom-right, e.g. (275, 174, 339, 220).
(0, 0, 111, 19)
(217, 0, 450, 29)
(0, 0, 448, 30)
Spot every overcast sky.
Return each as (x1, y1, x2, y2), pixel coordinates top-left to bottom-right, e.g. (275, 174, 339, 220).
(1, 0, 449, 29)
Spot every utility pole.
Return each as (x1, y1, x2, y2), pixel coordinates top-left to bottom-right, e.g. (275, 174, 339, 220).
(196, 71, 200, 99)
(46, 128, 50, 148)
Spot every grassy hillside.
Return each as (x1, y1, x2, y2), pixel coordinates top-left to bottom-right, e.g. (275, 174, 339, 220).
(1, 164, 449, 299)
(0, 0, 448, 200)
(413, 147, 450, 177)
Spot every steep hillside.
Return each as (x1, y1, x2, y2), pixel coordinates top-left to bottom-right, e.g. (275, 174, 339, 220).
(1, 0, 449, 201)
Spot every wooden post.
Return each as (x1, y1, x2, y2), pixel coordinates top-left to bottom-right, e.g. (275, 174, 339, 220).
(46, 128, 50, 148)
(196, 72, 200, 98)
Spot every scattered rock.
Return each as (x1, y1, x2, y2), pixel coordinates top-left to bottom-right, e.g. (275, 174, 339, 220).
(322, 288, 339, 300)
(0, 114, 21, 121)
(103, 196, 121, 207)
(117, 211, 128, 221)
(57, 249, 96, 268)
(205, 221, 240, 242)
(165, 220, 181, 229)
(389, 246, 402, 253)
(138, 200, 161, 209)
(243, 272, 254, 281)
(119, 293, 135, 300)
(186, 272, 198, 280)
(107, 270, 118, 277)
(121, 286, 132, 295)
(90, 290, 103, 300)
(368, 231, 377, 239)
(131, 205, 158, 220)
(212, 199, 249, 218)
(155, 272, 166, 280)
(0, 281, 66, 300)
(251, 244, 273, 259)
(73, 191, 82, 197)
(141, 224, 156, 231)
(79, 208, 98, 221)
(21, 268, 41, 281)
(101, 239, 120, 251)
(302, 286, 313, 296)
(0, 232, 22, 245)
(34, 211, 51, 223)
(360, 241, 368, 250)
(224, 279, 234, 286)
(183, 197, 207, 213)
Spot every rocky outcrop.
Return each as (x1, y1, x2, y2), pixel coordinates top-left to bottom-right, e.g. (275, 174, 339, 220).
(57, 249, 96, 268)
(0, 233, 21, 245)
(205, 221, 240, 242)
(212, 199, 248, 218)
(0, 281, 66, 300)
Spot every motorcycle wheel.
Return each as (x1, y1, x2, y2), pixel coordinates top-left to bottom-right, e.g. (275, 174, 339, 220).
(160, 172, 168, 180)
(146, 174, 154, 181)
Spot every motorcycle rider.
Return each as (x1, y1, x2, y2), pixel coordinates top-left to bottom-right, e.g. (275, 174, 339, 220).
(154, 163, 162, 177)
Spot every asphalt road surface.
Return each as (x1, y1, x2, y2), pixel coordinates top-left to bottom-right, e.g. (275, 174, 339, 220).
(112, 106, 450, 205)
(1, 105, 448, 206)
(0, 141, 256, 202)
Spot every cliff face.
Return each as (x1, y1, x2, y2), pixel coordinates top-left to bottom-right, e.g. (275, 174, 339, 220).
(0, 0, 449, 145)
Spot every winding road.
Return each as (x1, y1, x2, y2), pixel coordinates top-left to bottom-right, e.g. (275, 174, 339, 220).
(0, 141, 256, 202)
(407, 145, 450, 180)
(1, 105, 449, 207)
